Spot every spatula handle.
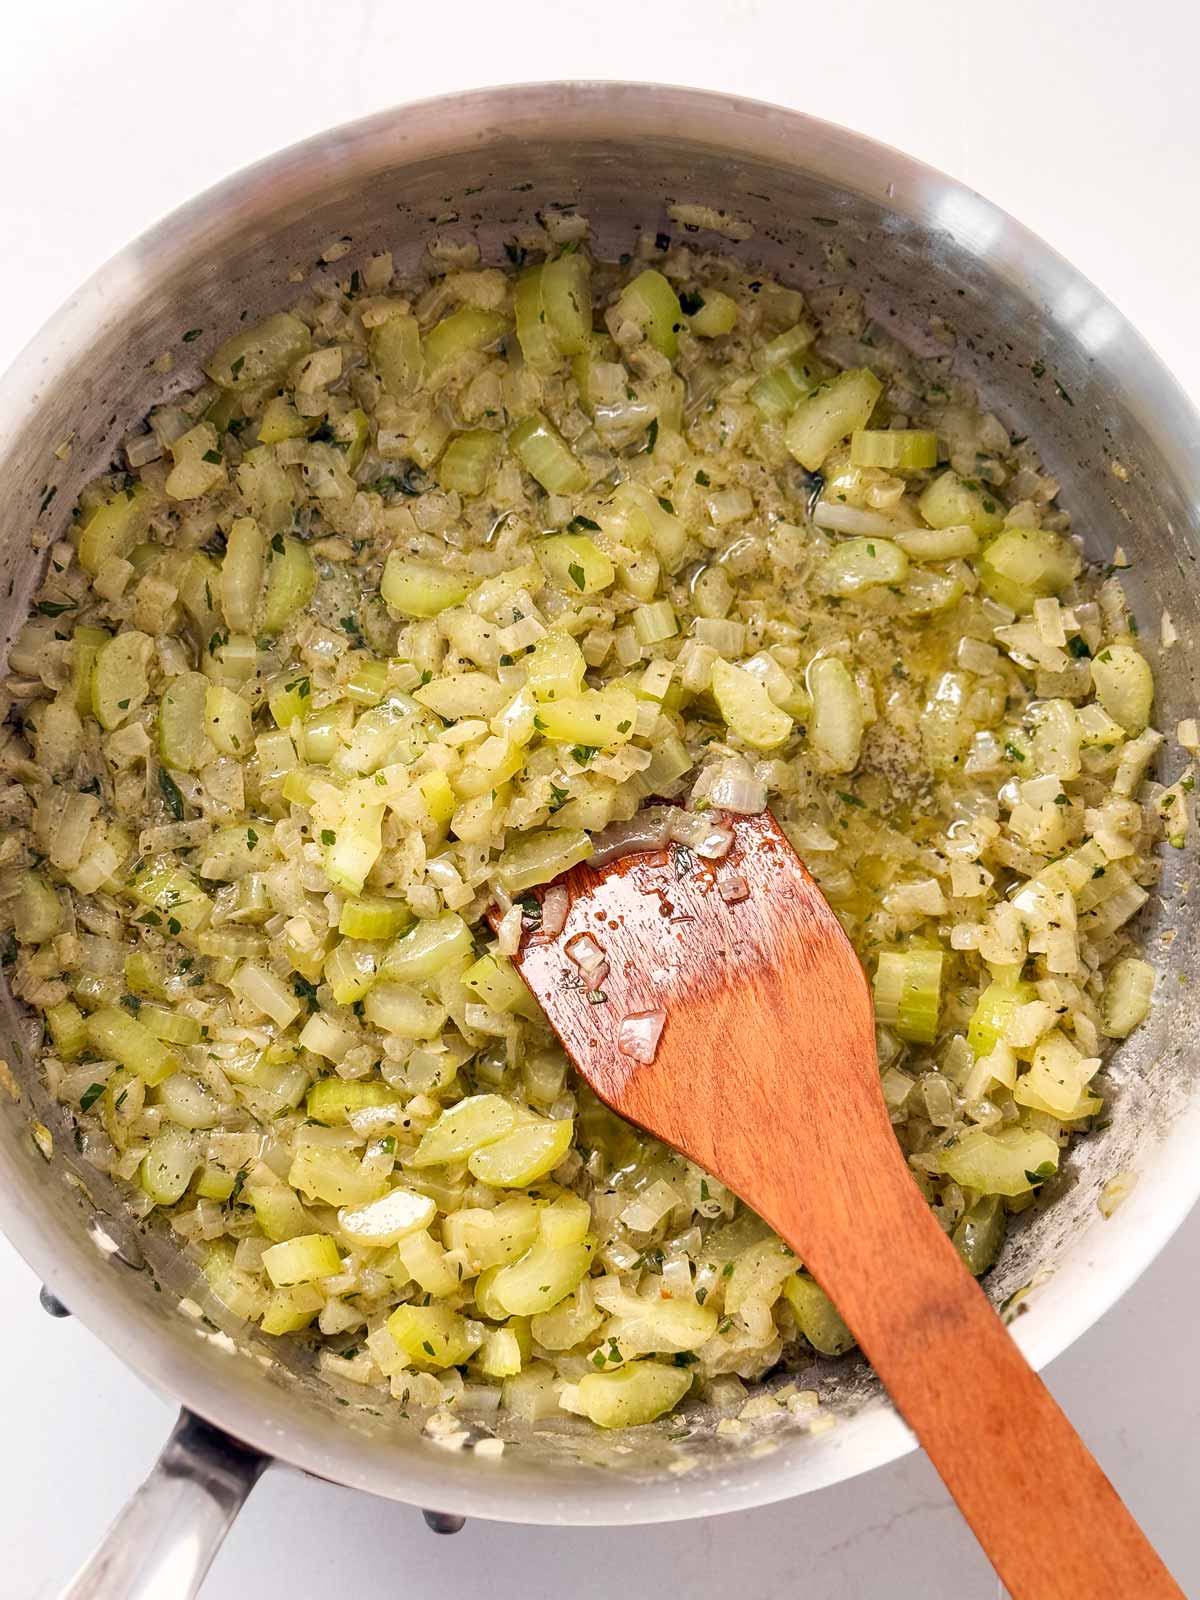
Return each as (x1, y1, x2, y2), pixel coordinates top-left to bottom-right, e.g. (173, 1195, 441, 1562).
(778, 1154, 1182, 1600)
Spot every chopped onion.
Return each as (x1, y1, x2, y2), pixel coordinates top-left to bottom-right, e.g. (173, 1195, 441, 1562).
(565, 931, 606, 978)
(583, 959, 609, 993)
(540, 885, 569, 937)
(496, 904, 523, 957)
(617, 1008, 666, 1064)
(719, 875, 749, 903)
(589, 807, 675, 866)
(693, 824, 734, 860)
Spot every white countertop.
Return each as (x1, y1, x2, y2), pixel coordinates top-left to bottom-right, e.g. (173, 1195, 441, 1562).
(2, 3, 1197, 1594)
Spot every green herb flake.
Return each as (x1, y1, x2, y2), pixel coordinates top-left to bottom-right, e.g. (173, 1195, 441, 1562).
(158, 770, 185, 821)
(320, 829, 336, 846)
(79, 1082, 105, 1113)
(567, 562, 586, 591)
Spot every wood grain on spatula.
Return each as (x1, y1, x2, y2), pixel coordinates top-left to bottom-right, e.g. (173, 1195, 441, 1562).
(507, 808, 1182, 1600)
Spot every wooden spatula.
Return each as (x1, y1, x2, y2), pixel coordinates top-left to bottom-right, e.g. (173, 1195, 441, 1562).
(505, 807, 1181, 1599)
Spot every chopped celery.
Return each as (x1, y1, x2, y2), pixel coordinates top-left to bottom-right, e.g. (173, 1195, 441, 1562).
(873, 949, 943, 1044)
(220, 516, 265, 633)
(526, 631, 587, 702)
(468, 1117, 574, 1186)
(976, 527, 1081, 612)
(1013, 1029, 1099, 1119)
(369, 311, 422, 399)
(247, 1182, 313, 1243)
(952, 1196, 1007, 1277)
(967, 975, 1036, 1057)
(12, 872, 62, 944)
(819, 537, 909, 596)
(632, 599, 678, 645)
(783, 1273, 855, 1356)
(489, 1236, 594, 1316)
(86, 1007, 175, 1086)
(204, 685, 254, 758)
(573, 1361, 691, 1428)
(69, 625, 110, 716)
(934, 1126, 1059, 1197)
(230, 961, 301, 1027)
(330, 408, 370, 471)
(686, 290, 738, 338)
(45, 1000, 88, 1060)
(362, 981, 446, 1039)
(514, 266, 561, 373)
(344, 659, 391, 706)
(785, 369, 883, 471)
(338, 896, 413, 940)
(262, 1232, 341, 1287)
(618, 270, 684, 359)
(140, 1006, 201, 1046)
(806, 656, 864, 773)
(261, 537, 317, 635)
(496, 828, 592, 894)
(91, 630, 152, 730)
(477, 1327, 524, 1378)
(338, 1186, 436, 1248)
(748, 350, 828, 421)
(607, 1295, 717, 1355)
(139, 1127, 200, 1205)
(261, 1285, 323, 1336)
(382, 911, 473, 983)
(531, 1283, 603, 1351)
(159, 671, 212, 771)
(538, 1193, 592, 1249)
(1091, 643, 1154, 735)
(1101, 956, 1155, 1039)
(711, 659, 793, 750)
(511, 413, 589, 494)
(850, 429, 938, 470)
(205, 312, 311, 391)
(127, 858, 211, 932)
(323, 798, 384, 894)
(289, 1145, 386, 1207)
(919, 472, 1005, 537)
(257, 396, 318, 444)
(537, 532, 614, 595)
(306, 1079, 398, 1124)
(461, 953, 540, 1019)
(76, 484, 153, 575)
(410, 1094, 516, 1167)
(387, 1303, 483, 1368)
(153, 1071, 219, 1130)
(381, 554, 469, 618)
(533, 686, 637, 746)
(437, 429, 501, 496)
(541, 253, 593, 356)
(423, 307, 508, 376)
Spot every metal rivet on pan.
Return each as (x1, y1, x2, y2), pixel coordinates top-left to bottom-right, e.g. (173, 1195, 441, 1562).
(422, 1510, 466, 1535)
(39, 1285, 70, 1318)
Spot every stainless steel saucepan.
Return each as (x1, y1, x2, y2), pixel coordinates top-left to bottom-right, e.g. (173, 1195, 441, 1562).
(0, 82, 1197, 1599)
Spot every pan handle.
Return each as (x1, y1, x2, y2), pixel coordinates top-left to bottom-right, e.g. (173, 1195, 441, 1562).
(60, 1408, 269, 1600)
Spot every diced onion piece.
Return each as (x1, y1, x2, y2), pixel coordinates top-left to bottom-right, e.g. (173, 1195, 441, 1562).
(541, 886, 569, 937)
(617, 1008, 666, 1064)
(719, 874, 749, 903)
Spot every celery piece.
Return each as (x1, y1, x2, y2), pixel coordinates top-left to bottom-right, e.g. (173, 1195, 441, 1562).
(177, 551, 222, 635)
(261, 1285, 323, 1336)
(86, 1007, 176, 1086)
(477, 1327, 524, 1379)
(158, 671, 212, 772)
(976, 527, 1080, 613)
(127, 858, 211, 932)
(461, 953, 540, 1019)
(323, 799, 384, 894)
(806, 656, 863, 774)
(193, 1162, 236, 1202)
(443, 1196, 541, 1270)
(541, 253, 593, 356)
(1101, 956, 1155, 1039)
(711, 659, 793, 750)
(934, 1126, 1059, 1197)
(387, 1304, 483, 1369)
(139, 1127, 200, 1206)
(344, 660, 391, 707)
(76, 484, 153, 575)
(165, 424, 226, 502)
(526, 631, 587, 702)
(873, 949, 943, 1044)
(919, 471, 1005, 538)
(338, 896, 413, 940)
(261, 537, 317, 636)
(1091, 642, 1154, 735)
(783, 1274, 855, 1356)
(785, 369, 883, 471)
(1013, 1029, 1099, 1119)
(154, 1071, 219, 1130)
(262, 1232, 341, 1288)
(288, 1145, 386, 1207)
(819, 536, 910, 597)
(437, 429, 501, 496)
(91, 629, 152, 730)
(952, 1195, 1007, 1277)
(306, 1079, 398, 1124)
(531, 1283, 604, 1351)
(139, 1006, 202, 1046)
(850, 429, 938, 470)
(236, 446, 295, 534)
(12, 871, 62, 945)
(632, 599, 678, 645)
(363, 982, 446, 1039)
(538, 1192, 592, 1249)
(257, 396, 318, 445)
(205, 312, 312, 391)
(338, 1186, 436, 1249)
(514, 266, 562, 373)
(490, 1236, 595, 1316)
(417, 769, 456, 828)
(967, 975, 1036, 1058)
(45, 1000, 88, 1060)
(382, 911, 473, 983)
(606, 1295, 717, 1355)
(618, 270, 684, 359)
(220, 516, 265, 633)
(686, 290, 738, 338)
(299, 703, 353, 763)
(497, 828, 592, 894)
(533, 686, 637, 746)
(124, 950, 168, 1000)
(69, 625, 110, 717)
(230, 961, 302, 1027)
(369, 311, 422, 399)
(423, 307, 508, 378)
(537, 531, 614, 595)
(573, 1360, 691, 1428)
(204, 685, 254, 758)
(748, 351, 828, 421)
(468, 1118, 574, 1187)
(415, 671, 509, 722)
(381, 554, 469, 618)
(511, 413, 589, 495)
(411, 1094, 517, 1167)
(247, 1182, 313, 1243)
(330, 407, 370, 471)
